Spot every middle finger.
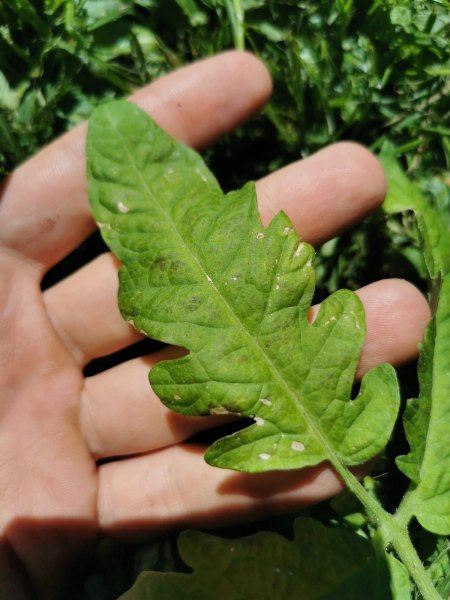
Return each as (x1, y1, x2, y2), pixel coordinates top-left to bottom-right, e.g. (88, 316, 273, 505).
(44, 142, 386, 365)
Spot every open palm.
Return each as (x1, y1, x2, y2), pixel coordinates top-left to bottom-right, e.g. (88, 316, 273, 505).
(0, 52, 430, 599)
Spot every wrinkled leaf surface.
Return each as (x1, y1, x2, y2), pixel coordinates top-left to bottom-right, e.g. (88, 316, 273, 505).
(87, 100, 399, 473)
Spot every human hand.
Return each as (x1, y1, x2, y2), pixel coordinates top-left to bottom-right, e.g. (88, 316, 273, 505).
(0, 52, 430, 599)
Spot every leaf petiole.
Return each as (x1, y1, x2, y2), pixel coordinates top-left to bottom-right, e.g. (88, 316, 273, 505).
(331, 461, 441, 599)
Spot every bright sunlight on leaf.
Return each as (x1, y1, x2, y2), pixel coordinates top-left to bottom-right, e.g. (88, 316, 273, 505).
(87, 100, 399, 474)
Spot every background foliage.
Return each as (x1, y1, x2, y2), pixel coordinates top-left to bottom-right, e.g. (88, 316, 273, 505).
(1, 0, 449, 295)
(2, 0, 449, 176)
(1, 0, 449, 597)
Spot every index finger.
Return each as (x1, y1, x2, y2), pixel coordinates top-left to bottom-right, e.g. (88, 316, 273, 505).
(0, 52, 272, 274)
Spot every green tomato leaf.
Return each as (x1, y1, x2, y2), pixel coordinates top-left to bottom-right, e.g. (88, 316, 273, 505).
(87, 100, 399, 473)
(380, 143, 450, 279)
(381, 143, 450, 535)
(118, 517, 393, 600)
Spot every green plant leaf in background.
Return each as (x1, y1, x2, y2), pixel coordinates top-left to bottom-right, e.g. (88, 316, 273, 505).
(2, 0, 449, 183)
(87, 99, 400, 474)
(118, 517, 394, 600)
(380, 143, 450, 536)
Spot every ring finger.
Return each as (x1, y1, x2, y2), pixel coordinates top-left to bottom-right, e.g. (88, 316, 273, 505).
(79, 278, 430, 459)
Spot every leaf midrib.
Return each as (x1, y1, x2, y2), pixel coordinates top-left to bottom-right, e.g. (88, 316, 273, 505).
(111, 110, 347, 471)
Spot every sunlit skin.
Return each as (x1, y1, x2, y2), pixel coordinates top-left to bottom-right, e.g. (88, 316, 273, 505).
(0, 52, 430, 599)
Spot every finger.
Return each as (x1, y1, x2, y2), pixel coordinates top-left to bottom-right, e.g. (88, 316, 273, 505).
(257, 141, 387, 245)
(0, 52, 272, 273)
(97, 445, 321, 540)
(45, 142, 387, 364)
(353, 279, 430, 378)
(79, 279, 430, 459)
(46, 253, 142, 365)
(97, 444, 368, 540)
(80, 346, 230, 459)
(309, 278, 430, 379)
